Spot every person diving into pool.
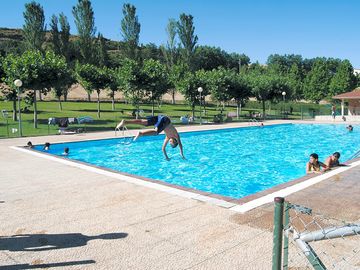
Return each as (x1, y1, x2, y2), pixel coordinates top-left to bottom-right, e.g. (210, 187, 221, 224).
(116, 115, 185, 161)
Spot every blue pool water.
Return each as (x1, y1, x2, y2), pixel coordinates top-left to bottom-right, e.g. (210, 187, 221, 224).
(35, 124, 360, 199)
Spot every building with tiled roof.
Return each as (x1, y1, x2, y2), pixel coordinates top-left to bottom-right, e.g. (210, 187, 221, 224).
(333, 88, 360, 116)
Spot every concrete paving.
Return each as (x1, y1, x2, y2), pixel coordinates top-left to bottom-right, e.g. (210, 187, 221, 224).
(1, 120, 359, 269)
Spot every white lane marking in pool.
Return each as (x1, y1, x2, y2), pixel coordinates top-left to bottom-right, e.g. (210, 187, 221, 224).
(9, 146, 237, 209)
(230, 160, 360, 213)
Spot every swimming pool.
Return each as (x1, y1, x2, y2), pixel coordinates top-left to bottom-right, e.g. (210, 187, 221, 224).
(35, 124, 360, 199)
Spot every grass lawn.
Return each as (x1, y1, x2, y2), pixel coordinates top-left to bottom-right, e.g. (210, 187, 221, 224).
(0, 99, 328, 138)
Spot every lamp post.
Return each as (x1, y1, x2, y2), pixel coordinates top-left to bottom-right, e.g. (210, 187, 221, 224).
(282, 91, 286, 119)
(198, 87, 203, 125)
(14, 79, 23, 137)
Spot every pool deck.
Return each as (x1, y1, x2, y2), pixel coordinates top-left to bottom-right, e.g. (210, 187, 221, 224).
(1, 120, 360, 269)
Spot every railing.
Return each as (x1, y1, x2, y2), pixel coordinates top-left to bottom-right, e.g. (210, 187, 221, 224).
(115, 125, 133, 145)
(349, 149, 360, 160)
(249, 118, 259, 125)
(272, 197, 360, 269)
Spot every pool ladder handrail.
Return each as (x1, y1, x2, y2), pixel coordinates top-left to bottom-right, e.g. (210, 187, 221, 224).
(115, 125, 134, 144)
(115, 125, 128, 136)
(349, 149, 360, 160)
(249, 118, 259, 126)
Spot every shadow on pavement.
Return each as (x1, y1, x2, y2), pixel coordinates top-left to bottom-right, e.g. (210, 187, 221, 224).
(0, 232, 128, 252)
(0, 260, 96, 270)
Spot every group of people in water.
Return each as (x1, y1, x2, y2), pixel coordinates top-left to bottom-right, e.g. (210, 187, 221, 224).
(305, 125, 353, 174)
(26, 141, 69, 156)
(306, 152, 345, 174)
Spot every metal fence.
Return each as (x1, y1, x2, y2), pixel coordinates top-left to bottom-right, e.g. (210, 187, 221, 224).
(272, 197, 360, 270)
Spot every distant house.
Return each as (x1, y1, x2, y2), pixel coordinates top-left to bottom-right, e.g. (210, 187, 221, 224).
(315, 88, 360, 121)
(333, 88, 360, 116)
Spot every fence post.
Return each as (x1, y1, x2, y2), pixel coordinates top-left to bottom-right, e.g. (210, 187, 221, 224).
(282, 202, 290, 270)
(6, 117, 9, 137)
(272, 197, 284, 270)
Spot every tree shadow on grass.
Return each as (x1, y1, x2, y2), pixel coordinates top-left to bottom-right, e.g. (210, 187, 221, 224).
(0, 232, 128, 252)
(0, 260, 96, 270)
(69, 108, 117, 113)
(76, 126, 115, 132)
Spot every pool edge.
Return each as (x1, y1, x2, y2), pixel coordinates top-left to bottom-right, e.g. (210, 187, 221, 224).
(10, 143, 360, 213)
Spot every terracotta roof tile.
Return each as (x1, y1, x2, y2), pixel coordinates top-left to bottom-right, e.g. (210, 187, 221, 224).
(333, 88, 360, 99)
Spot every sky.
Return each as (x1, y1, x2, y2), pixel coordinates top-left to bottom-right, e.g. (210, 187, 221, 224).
(1, 0, 360, 67)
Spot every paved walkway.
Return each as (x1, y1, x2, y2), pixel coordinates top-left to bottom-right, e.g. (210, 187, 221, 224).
(1, 121, 359, 269)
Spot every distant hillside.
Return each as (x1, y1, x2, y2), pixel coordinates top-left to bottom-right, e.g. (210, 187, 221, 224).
(0, 27, 24, 40)
(0, 27, 124, 54)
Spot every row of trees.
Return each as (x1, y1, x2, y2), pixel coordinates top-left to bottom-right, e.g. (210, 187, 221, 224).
(0, 48, 329, 127)
(0, 0, 359, 129)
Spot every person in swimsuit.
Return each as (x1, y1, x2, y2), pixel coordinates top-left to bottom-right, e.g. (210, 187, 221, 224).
(324, 152, 344, 170)
(331, 105, 336, 119)
(116, 115, 185, 161)
(26, 141, 34, 148)
(306, 153, 327, 174)
(43, 142, 51, 151)
(63, 147, 70, 156)
(346, 125, 353, 132)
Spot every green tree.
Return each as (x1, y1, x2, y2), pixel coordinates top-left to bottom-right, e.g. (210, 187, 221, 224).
(162, 19, 179, 67)
(0, 87, 18, 121)
(194, 46, 227, 71)
(267, 54, 303, 75)
(175, 69, 208, 118)
(23, 1, 46, 51)
(207, 68, 231, 105)
(50, 15, 61, 55)
(175, 71, 196, 117)
(121, 3, 141, 60)
(329, 60, 356, 97)
(117, 58, 144, 117)
(140, 43, 162, 61)
(59, 13, 71, 62)
(3, 51, 68, 127)
(303, 59, 332, 103)
(141, 59, 169, 115)
(53, 69, 75, 111)
(177, 13, 198, 70)
(287, 63, 304, 100)
(356, 74, 360, 88)
(0, 55, 18, 121)
(72, 0, 96, 63)
(75, 62, 93, 101)
(0, 56, 4, 81)
(50, 13, 71, 63)
(248, 71, 279, 120)
(95, 33, 109, 67)
(168, 61, 189, 99)
(227, 53, 250, 72)
(228, 73, 252, 118)
(75, 63, 109, 118)
(161, 18, 180, 104)
(0, 40, 26, 56)
(105, 68, 119, 111)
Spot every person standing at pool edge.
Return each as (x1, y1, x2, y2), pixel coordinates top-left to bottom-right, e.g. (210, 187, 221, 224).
(331, 105, 336, 119)
(116, 115, 185, 161)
